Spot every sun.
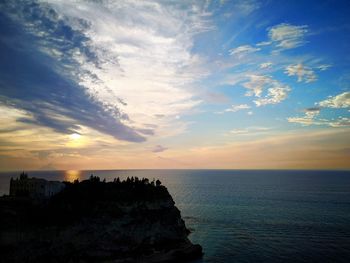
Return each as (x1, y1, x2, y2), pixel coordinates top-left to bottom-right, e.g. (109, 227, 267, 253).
(70, 133, 81, 140)
(67, 133, 85, 147)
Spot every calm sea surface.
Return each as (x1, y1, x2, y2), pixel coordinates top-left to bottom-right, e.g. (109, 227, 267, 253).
(1, 169, 350, 262)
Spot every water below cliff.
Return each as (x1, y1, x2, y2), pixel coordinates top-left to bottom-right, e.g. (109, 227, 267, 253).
(1, 169, 350, 262)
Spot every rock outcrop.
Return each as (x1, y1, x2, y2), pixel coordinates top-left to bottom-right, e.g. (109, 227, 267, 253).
(0, 176, 202, 262)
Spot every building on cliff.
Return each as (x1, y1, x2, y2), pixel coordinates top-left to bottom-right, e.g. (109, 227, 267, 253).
(10, 173, 65, 198)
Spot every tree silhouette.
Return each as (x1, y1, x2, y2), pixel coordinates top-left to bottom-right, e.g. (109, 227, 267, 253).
(89, 174, 100, 182)
(20, 171, 28, 180)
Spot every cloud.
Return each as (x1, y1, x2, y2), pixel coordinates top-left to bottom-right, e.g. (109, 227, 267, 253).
(288, 115, 350, 128)
(242, 75, 291, 106)
(268, 23, 308, 49)
(0, 0, 211, 141)
(45, 1, 211, 131)
(318, 92, 350, 108)
(152, 145, 168, 153)
(0, 1, 145, 142)
(232, 0, 261, 15)
(317, 64, 332, 71)
(288, 106, 349, 127)
(215, 104, 251, 114)
(224, 104, 251, 113)
(230, 129, 250, 135)
(304, 107, 321, 112)
(229, 45, 260, 56)
(328, 117, 350, 127)
(254, 85, 291, 106)
(230, 126, 270, 135)
(221, 0, 261, 17)
(287, 108, 320, 126)
(285, 63, 317, 83)
(260, 62, 273, 69)
(243, 75, 269, 97)
(256, 41, 272, 47)
(287, 117, 314, 126)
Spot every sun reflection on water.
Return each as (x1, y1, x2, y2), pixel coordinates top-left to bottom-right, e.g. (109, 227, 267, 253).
(64, 170, 82, 182)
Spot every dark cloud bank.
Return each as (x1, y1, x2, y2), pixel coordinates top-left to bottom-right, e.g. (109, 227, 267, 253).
(0, 1, 147, 142)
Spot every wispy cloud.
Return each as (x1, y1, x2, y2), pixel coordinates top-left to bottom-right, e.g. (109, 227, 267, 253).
(317, 64, 332, 71)
(256, 41, 272, 47)
(221, 0, 261, 17)
(242, 75, 291, 106)
(254, 85, 291, 106)
(243, 75, 269, 97)
(223, 104, 251, 113)
(288, 98, 350, 127)
(230, 126, 271, 135)
(287, 107, 321, 126)
(260, 62, 273, 69)
(288, 114, 350, 128)
(47, 0, 213, 137)
(0, 0, 212, 142)
(285, 63, 317, 83)
(318, 91, 350, 108)
(267, 23, 309, 50)
(328, 117, 350, 127)
(305, 107, 321, 113)
(152, 145, 168, 153)
(231, 0, 261, 15)
(229, 45, 260, 57)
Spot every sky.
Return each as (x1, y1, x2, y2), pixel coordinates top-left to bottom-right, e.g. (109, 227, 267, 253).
(0, 0, 349, 171)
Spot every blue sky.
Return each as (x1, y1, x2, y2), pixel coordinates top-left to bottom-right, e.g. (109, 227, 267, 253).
(0, 0, 349, 170)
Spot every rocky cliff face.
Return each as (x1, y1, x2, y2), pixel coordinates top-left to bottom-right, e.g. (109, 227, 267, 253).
(0, 178, 202, 262)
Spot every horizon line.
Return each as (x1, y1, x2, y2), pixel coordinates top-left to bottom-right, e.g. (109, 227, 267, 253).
(1, 168, 349, 173)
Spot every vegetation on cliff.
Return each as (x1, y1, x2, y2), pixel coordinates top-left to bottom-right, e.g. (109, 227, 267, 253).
(46, 175, 173, 225)
(0, 175, 202, 263)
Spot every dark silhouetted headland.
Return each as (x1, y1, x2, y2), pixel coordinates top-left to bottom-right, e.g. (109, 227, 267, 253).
(0, 173, 202, 262)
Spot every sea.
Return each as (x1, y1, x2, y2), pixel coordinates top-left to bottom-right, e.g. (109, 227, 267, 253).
(1, 169, 350, 263)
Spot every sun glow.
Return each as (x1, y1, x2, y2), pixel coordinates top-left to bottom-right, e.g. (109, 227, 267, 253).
(67, 133, 86, 147)
(70, 133, 81, 140)
(64, 170, 82, 182)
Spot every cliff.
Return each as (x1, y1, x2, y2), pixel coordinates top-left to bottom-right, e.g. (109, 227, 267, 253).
(0, 177, 202, 262)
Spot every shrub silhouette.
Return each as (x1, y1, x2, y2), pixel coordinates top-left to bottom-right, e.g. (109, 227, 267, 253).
(40, 176, 168, 225)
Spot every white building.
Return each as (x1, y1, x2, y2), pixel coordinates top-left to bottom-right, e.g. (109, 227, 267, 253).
(10, 173, 65, 198)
